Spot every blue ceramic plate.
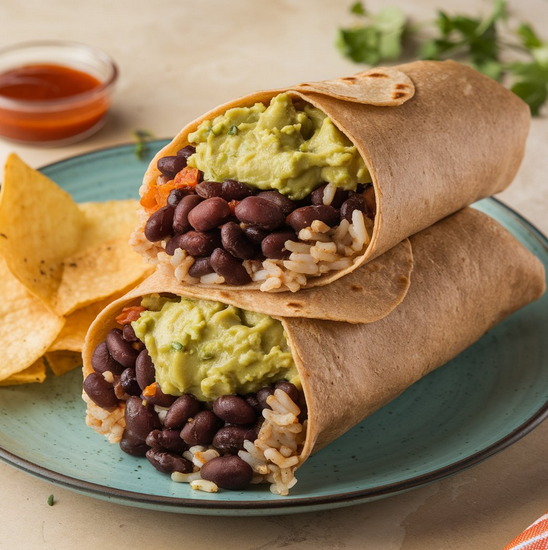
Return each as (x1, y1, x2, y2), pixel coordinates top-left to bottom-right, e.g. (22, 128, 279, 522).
(0, 141, 547, 516)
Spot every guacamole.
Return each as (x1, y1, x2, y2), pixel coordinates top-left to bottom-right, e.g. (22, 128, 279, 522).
(132, 295, 299, 401)
(187, 93, 370, 201)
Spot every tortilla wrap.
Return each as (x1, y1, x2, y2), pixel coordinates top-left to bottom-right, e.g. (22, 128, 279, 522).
(134, 60, 530, 293)
(84, 208, 545, 472)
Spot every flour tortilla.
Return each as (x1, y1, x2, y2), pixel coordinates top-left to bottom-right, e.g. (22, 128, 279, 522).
(84, 208, 546, 467)
(135, 60, 530, 294)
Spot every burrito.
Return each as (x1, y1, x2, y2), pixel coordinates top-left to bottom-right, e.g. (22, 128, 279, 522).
(84, 208, 545, 495)
(130, 60, 529, 292)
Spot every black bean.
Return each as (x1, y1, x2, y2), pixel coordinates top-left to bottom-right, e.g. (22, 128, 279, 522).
(261, 230, 297, 260)
(124, 395, 162, 441)
(340, 194, 368, 223)
(221, 222, 256, 260)
(167, 187, 194, 208)
(363, 185, 376, 218)
(157, 155, 186, 179)
(106, 329, 140, 369)
(146, 429, 188, 453)
(120, 368, 141, 397)
(146, 449, 193, 474)
(83, 372, 118, 409)
(242, 225, 269, 245)
(135, 349, 155, 391)
(180, 410, 221, 446)
(196, 181, 224, 199)
(221, 180, 253, 201)
(298, 399, 308, 424)
(257, 191, 296, 217)
(210, 248, 251, 285)
(257, 386, 275, 410)
(164, 394, 201, 429)
(201, 456, 253, 490)
(213, 395, 256, 425)
(274, 381, 300, 404)
(141, 382, 177, 408)
(311, 184, 350, 209)
(173, 194, 203, 234)
(188, 257, 214, 278)
(244, 393, 262, 414)
(188, 197, 231, 232)
(213, 426, 250, 454)
(235, 196, 285, 231)
(120, 429, 150, 456)
(286, 205, 339, 233)
(145, 205, 176, 242)
(176, 145, 196, 163)
(167, 230, 221, 257)
(122, 324, 138, 342)
(91, 341, 125, 375)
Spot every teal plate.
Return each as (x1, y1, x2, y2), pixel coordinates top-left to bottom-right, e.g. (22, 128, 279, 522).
(0, 141, 547, 516)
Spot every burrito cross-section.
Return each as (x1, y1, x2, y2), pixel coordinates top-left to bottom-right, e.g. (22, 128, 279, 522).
(131, 60, 530, 292)
(84, 208, 545, 496)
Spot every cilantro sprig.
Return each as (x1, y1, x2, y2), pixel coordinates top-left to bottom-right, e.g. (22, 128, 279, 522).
(337, 1, 548, 115)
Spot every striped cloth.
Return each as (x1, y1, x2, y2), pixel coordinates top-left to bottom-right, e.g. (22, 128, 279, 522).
(504, 512, 548, 550)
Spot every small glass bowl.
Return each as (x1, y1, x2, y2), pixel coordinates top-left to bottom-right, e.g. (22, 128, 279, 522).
(0, 41, 118, 146)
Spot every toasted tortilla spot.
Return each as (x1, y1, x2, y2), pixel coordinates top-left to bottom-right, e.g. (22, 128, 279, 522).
(350, 284, 364, 292)
(367, 73, 389, 78)
(287, 302, 303, 308)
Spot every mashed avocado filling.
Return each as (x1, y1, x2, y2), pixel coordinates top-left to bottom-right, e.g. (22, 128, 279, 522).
(132, 294, 299, 401)
(187, 93, 370, 201)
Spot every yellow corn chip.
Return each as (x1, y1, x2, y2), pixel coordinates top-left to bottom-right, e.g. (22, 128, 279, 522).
(55, 235, 154, 315)
(78, 200, 139, 251)
(45, 351, 82, 376)
(0, 359, 47, 386)
(0, 153, 84, 309)
(49, 289, 130, 352)
(0, 257, 65, 382)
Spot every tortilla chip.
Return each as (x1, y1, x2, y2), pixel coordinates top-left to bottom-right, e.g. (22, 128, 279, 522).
(0, 256, 65, 382)
(294, 67, 415, 106)
(45, 351, 82, 376)
(55, 235, 154, 315)
(78, 200, 139, 250)
(49, 290, 131, 352)
(0, 359, 47, 386)
(0, 153, 84, 309)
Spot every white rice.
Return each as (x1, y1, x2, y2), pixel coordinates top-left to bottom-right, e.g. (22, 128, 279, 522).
(84, 386, 306, 496)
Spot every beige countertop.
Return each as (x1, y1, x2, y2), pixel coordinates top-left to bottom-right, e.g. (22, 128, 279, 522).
(1, 0, 547, 548)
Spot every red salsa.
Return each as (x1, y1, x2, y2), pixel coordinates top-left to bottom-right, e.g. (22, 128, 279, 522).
(0, 63, 110, 142)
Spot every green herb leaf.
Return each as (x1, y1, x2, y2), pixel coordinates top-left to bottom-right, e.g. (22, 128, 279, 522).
(228, 125, 239, 135)
(133, 129, 154, 161)
(47, 494, 54, 506)
(336, 0, 548, 115)
(336, 5, 406, 64)
(350, 1, 367, 16)
(517, 23, 542, 50)
(171, 341, 183, 351)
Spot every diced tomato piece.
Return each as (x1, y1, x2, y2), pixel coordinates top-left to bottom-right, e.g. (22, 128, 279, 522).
(142, 382, 159, 398)
(140, 184, 158, 213)
(155, 180, 175, 209)
(174, 167, 200, 188)
(115, 306, 146, 325)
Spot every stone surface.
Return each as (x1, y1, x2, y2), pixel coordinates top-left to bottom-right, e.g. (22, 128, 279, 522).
(0, 0, 547, 548)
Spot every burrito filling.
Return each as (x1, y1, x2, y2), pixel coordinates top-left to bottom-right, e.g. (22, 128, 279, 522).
(135, 93, 376, 292)
(83, 297, 307, 495)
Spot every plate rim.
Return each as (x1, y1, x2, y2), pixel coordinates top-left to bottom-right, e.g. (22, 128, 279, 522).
(0, 143, 547, 512)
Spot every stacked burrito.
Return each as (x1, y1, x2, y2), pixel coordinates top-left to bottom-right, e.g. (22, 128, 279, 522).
(82, 60, 546, 495)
